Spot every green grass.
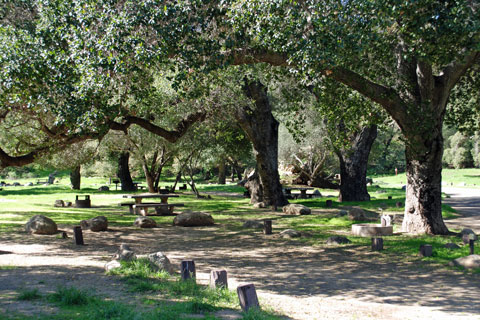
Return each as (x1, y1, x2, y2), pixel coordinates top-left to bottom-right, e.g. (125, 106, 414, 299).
(16, 289, 42, 301)
(373, 168, 480, 188)
(47, 286, 92, 306)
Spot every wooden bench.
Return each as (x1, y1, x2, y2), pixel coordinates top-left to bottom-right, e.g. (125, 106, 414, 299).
(132, 203, 185, 216)
(120, 202, 136, 214)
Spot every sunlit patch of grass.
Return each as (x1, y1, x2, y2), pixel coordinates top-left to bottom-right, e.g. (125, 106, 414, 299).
(48, 286, 93, 306)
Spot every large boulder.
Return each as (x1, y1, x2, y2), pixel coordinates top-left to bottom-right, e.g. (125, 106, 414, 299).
(80, 216, 108, 232)
(147, 252, 175, 274)
(450, 255, 480, 269)
(348, 208, 366, 221)
(173, 212, 214, 227)
(282, 204, 311, 215)
(134, 217, 157, 228)
(25, 215, 58, 235)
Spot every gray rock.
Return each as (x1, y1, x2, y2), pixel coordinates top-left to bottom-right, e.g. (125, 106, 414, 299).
(64, 201, 73, 207)
(444, 243, 461, 250)
(25, 215, 58, 235)
(401, 185, 406, 191)
(326, 236, 352, 245)
(459, 229, 478, 243)
(54, 200, 65, 207)
(279, 229, 301, 238)
(24, 182, 34, 187)
(338, 210, 348, 217)
(313, 190, 322, 197)
(147, 252, 175, 274)
(98, 186, 110, 191)
(80, 216, 108, 232)
(115, 244, 136, 261)
(243, 220, 264, 229)
(105, 260, 122, 272)
(173, 212, 214, 227)
(134, 216, 157, 228)
(253, 202, 266, 209)
(282, 204, 311, 215)
(450, 255, 480, 269)
(348, 208, 366, 221)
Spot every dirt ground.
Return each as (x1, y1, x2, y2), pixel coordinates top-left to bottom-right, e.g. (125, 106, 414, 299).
(1, 191, 480, 319)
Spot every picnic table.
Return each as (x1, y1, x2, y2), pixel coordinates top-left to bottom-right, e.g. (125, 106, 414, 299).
(283, 187, 315, 199)
(122, 193, 183, 216)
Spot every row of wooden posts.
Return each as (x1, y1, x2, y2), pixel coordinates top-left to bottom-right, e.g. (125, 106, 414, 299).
(72, 227, 260, 312)
(181, 260, 260, 312)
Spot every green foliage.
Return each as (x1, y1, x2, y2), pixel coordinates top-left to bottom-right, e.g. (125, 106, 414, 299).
(47, 286, 92, 306)
(16, 288, 41, 301)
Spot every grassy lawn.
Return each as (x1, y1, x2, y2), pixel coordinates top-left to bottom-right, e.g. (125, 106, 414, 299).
(1, 171, 479, 319)
(373, 168, 480, 188)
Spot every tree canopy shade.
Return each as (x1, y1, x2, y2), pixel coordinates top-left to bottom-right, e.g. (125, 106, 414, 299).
(1, 0, 479, 234)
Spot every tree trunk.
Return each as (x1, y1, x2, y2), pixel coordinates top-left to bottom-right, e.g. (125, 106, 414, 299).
(218, 159, 226, 184)
(402, 130, 449, 235)
(244, 170, 263, 204)
(117, 152, 135, 191)
(70, 165, 81, 190)
(143, 162, 156, 193)
(336, 125, 378, 202)
(236, 79, 288, 207)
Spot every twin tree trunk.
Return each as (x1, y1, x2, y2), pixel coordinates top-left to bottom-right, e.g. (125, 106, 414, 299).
(236, 79, 288, 207)
(336, 125, 378, 202)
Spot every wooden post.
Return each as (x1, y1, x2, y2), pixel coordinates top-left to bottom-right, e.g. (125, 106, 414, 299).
(210, 270, 228, 289)
(181, 260, 196, 281)
(237, 284, 260, 312)
(371, 238, 383, 251)
(419, 244, 433, 257)
(73, 226, 84, 245)
(326, 200, 333, 208)
(388, 196, 392, 200)
(263, 220, 272, 235)
(470, 239, 475, 255)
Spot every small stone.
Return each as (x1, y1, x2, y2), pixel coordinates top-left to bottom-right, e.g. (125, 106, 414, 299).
(450, 255, 480, 269)
(24, 182, 34, 187)
(134, 216, 157, 228)
(80, 216, 108, 232)
(338, 210, 348, 217)
(279, 229, 301, 238)
(54, 200, 65, 207)
(312, 190, 322, 197)
(253, 202, 266, 209)
(348, 208, 366, 221)
(401, 185, 406, 191)
(115, 244, 136, 262)
(326, 236, 352, 245)
(105, 260, 122, 272)
(64, 201, 73, 207)
(98, 186, 110, 191)
(444, 243, 461, 250)
(147, 252, 175, 274)
(243, 220, 264, 229)
(459, 229, 478, 243)
(282, 204, 311, 215)
(25, 215, 58, 235)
